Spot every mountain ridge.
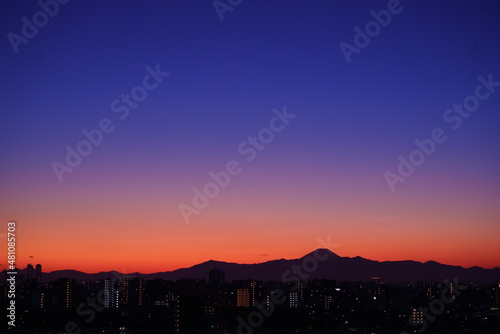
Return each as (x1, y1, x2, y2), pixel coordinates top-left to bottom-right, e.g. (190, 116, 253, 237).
(15, 249, 500, 283)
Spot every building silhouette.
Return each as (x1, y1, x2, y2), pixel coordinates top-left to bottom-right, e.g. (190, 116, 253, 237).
(35, 264, 42, 284)
(120, 278, 144, 307)
(100, 278, 119, 309)
(26, 264, 34, 280)
(209, 269, 225, 285)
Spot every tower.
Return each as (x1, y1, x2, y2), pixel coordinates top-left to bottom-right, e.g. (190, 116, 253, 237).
(26, 264, 34, 280)
(208, 269, 225, 285)
(35, 264, 42, 284)
(236, 289, 250, 307)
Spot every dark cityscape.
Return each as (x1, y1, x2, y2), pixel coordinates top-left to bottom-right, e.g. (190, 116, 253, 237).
(1, 261, 500, 333)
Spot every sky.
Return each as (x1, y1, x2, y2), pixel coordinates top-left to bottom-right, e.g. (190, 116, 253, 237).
(0, 0, 499, 273)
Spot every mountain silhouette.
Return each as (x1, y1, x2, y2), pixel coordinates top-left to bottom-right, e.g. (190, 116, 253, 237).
(33, 249, 499, 283)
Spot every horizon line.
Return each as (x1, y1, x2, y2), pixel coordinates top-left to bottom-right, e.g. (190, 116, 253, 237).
(9, 248, 500, 274)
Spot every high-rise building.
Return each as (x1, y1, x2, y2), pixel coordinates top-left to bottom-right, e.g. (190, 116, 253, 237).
(35, 264, 42, 284)
(324, 295, 334, 310)
(286, 280, 305, 307)
(120, 278, 144, 306)
(308, 279, 337, 311)
(31, 292, 45, 310)
(101, 278, 118, 309)
(174, 294, 202, 333)
(26, 264, 34, 280)
(410, 309, 424, 325)
(57, 278, 74, 309)
(289, 291, 299, 308)
(208, 269, 225, 285)
(64, 278, 74, 309)
(146, 278, 174, 306)
(236, 289, 250, 307)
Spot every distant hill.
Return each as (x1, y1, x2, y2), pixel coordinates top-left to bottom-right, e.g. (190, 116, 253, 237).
(23, 249, 500, 283)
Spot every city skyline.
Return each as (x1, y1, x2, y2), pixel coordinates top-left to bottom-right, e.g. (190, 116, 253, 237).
(6, 246, 500, 280)
(5, 264, 499, 333)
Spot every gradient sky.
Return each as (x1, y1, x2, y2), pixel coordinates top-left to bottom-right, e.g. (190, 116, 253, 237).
(1, 0, 499, 273)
